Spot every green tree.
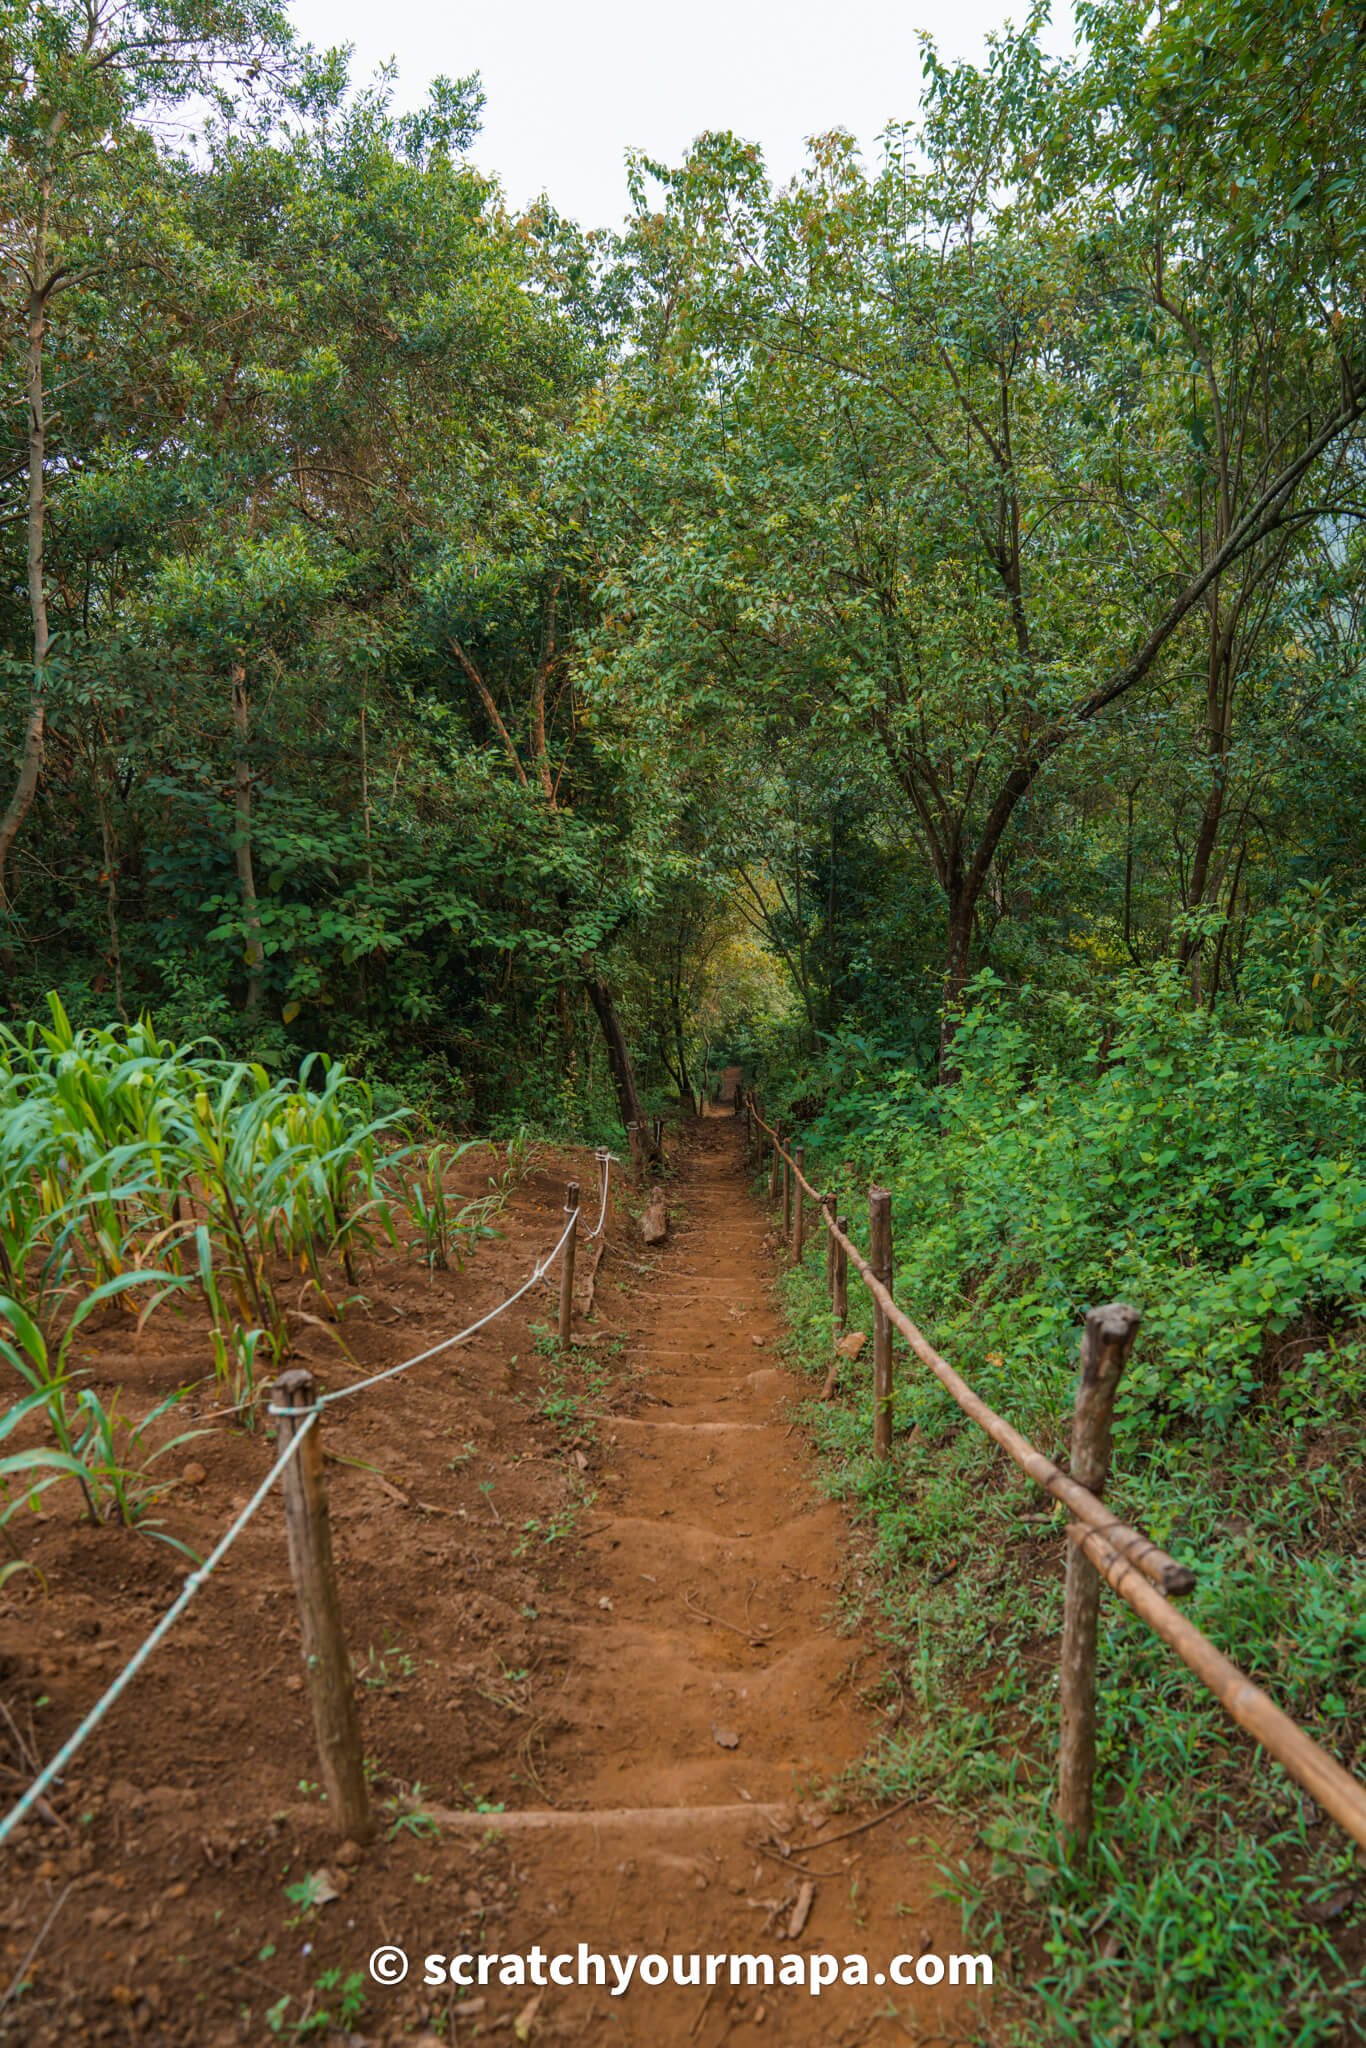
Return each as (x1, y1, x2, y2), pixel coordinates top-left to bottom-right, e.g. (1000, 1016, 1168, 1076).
(0, 0, 301, 910)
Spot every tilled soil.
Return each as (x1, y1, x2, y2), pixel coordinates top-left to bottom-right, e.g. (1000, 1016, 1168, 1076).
(0, 1114, 988, 2046)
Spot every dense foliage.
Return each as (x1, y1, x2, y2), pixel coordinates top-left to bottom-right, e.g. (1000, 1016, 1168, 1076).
(3, 0, 1364, 2035)
(4, 0, 1364, 1111)
(777, 973, 1365, 2041)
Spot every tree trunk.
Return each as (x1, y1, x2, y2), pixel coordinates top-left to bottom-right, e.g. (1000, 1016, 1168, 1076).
(94, 749, 126, 1022)
(1178, 610, 1236, 989)
(584, 973, 657, 1157)
(0, 232, 53, 915)
(670, 985, 691, 1108)
(938, 882, 977, 1084)
(359, 696, 375, 888)
(231, 664, 265, 1015)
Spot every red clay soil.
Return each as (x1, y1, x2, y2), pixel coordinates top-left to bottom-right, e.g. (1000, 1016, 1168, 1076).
(0, 1113, 990, 2046)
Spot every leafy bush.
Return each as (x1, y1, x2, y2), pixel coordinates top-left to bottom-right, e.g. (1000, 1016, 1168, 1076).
(806, 970, 1366, 1431)
(775, 961, 1366, 2042)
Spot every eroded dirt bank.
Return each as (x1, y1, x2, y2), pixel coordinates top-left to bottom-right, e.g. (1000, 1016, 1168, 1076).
(0, 1117, 987, 2046)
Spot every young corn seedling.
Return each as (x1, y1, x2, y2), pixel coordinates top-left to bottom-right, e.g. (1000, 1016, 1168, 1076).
(194, 1225, 282, 1424)
(69, 1386, 206, 1554)
(0, 1272, 187, 1527)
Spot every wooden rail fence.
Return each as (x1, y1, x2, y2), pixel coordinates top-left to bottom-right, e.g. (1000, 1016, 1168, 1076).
(739, 1088, 1366, 1856)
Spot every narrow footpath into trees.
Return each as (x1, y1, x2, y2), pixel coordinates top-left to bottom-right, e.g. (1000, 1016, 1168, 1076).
(461, 1109, 985, 2044)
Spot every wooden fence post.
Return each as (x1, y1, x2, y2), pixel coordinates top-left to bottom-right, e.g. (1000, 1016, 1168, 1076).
(791, 1147, 805, 1265)
(653, 1116, 664, 1157)
(627, 1121, 645, 1185)
(769, 1126, 781, 1202)
(558, 1181, 579, 1352)
(271, 1369, 373, 1844)
(869, 1188, 894, 1459)
(823, 1194, 836, 1297)
(782, 1147, 793, 1240)
(1057, 1302, 1141, 1852)
(833, 1214, 849, 1329)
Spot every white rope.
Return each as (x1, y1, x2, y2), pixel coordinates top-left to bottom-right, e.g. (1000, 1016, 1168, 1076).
(588, 1150, 614, 1240)
(0, 1147, 614, 1845)
(0, 1414, 317, 1849)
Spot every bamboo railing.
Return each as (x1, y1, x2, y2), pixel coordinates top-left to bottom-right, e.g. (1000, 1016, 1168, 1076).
(741, 1092, 1366, 1855)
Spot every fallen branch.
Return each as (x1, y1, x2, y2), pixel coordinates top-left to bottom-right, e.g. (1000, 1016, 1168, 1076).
(0, 1882, 72, 2017)
(682, 1589, 778, 1643)
(781, 1793, 917, 1856)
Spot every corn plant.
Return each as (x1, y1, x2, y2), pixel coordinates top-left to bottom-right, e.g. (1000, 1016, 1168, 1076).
(0, 998, 422, 1430)
(401, 1140, 495, 1271)
(68, 1388, 205, 1553)
(272, 1056, 404, 1283)
(193, 1224, 282, 1424)
(0, 1463, 63, 1594)
(492, 1127, 538, 1205)
(0, 1277, 184, 1523)
(0, 1385, 80, 1579)
(0, 1274, 192, 1539)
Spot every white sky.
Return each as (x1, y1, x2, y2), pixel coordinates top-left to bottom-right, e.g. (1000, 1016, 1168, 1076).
(285, 0, 1077, 229)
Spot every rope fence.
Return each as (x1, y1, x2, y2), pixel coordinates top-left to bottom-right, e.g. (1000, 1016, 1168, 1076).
(0, 1146, 616, 1852)
(739, 1089, 1366, 1855)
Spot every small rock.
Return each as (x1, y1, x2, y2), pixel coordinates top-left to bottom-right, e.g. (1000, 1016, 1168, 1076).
(305, 1867, 342, 1906)
(180, 1461, 207, 1488)
(514, 1991, 542, 2040)
(751, 1336, 765, 1349)
(711, 1724, 741, 1750)
(144, 1786, 195, 1811)
(640, 1189, 668, 1245)
(334, 1839, 364, 1868)
(1305, 1886, 1356, 1924)
(835, 1330, 867, 1360)
(787, 1879, 816, 1939)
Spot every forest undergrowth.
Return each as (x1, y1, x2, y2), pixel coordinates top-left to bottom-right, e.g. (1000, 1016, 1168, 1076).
(767, 975, 1366, 2045)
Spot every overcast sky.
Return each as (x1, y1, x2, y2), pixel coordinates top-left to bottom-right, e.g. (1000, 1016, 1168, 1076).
(285, 0, 1077, 229)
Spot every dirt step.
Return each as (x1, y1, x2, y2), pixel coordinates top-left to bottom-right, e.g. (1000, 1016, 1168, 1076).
(402, 1799, 790, 1834)
(606, 1418, 772, 1434)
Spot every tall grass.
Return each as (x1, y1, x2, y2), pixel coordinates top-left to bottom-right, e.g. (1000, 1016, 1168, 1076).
(0, 998, 413, 1558)
(0, 998, 542, 1559)
(0, 997, 406, 1408)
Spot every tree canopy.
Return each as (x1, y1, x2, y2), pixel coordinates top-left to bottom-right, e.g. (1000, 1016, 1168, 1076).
(1, 0, 1362, 1113)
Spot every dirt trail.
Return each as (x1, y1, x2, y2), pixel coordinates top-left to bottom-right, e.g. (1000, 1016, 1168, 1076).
(471, 1111, 988, 2045)
(0, 1114, 989, 2047)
